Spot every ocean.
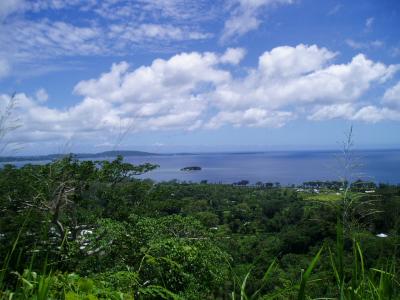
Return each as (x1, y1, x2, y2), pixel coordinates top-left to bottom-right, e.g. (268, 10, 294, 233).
(127, 149, 400, 185)
(4, 149, 399, 185)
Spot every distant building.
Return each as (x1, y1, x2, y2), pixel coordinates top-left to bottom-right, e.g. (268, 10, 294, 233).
(376, 233, 388, 238)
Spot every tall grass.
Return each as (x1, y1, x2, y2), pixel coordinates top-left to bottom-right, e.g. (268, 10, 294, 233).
(328, 220, 399, 300)
(232, 247, 323, 300)
(0, 209, 31, 292)
(233, 234, 398, 299)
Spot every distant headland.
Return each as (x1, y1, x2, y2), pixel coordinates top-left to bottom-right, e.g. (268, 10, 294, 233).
(0, 150, 160, 163)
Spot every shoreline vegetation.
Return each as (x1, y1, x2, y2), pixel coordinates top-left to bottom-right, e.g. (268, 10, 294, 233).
(0, 155, 399, 299)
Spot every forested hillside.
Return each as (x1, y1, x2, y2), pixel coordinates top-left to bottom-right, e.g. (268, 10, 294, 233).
(0, 156, 399, 299)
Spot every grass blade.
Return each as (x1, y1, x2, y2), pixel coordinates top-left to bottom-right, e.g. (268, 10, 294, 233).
(297, 246, 324, 300)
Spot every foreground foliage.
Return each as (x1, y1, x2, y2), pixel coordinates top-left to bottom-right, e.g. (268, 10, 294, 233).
(0, 156, 399, 299)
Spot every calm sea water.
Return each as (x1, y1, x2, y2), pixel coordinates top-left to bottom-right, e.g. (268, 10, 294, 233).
(127, 150, 400, 185)
(5, 150, 400, 185)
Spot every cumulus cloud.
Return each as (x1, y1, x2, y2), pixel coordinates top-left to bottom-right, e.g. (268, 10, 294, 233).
(4, 45, 400, 147)
(308, 103, 356, 121)
(207, 44, 399, 128)
(309, 103, 400, 123)
(353, 106, 400, 123)
(211, 44, 398, 112)
(220, 48, 246, 65)
(1, 49, 242, 145)
(2, 93, 120, 146)
(221, 0, 293, 41)
(258, 44, 336, 77)
(383, 81, 400, 106)
(74, 52, 230, 104)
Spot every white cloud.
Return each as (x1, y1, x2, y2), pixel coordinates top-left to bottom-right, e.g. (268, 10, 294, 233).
(0, 0, 214, 71)
(220, 48, 246, 65)
(365, 17, 374, 30)
(0, 0, 217, 23)
(328, 4, 343, 16)
(383, 81, 400, 105)
(4, 45, 400, 148)
(74, 52, 230, 104)
(3, 93, 120, 145)
(0, 49, 243, 145)
(94, 0, 214, 22)
(0, 0, 87, 21)
(72, 45, 399, 130)
(28, 0, 84, 11)
(109, 23, 210, 46)
(346, 39, 384, 50)
(353, 106, 400, 123)
(346, 39, 365, 50)
(221, 0, 293, 41)
(308, 103, 356, 121)
(73, 62, 130, 101)
(0, 20, 104, 60)
(206, 108, 293, 129)
(207, 44, 399, 127)
(1, 19, 210, 63)
(309, 103, 400, 123)
(35, 88, 49, 103)
(258, 44, 336, 78)
(212, 45, 398, 112)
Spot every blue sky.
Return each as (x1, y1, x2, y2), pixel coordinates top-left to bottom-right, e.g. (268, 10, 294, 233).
(0, 0, 400, 154)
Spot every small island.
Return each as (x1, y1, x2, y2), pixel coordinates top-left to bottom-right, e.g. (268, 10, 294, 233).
(180, 166, 202, 171)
